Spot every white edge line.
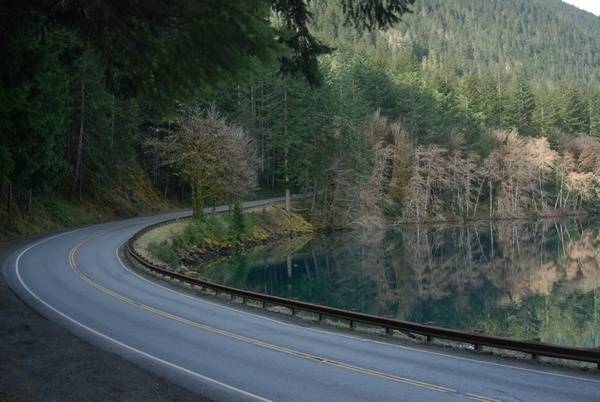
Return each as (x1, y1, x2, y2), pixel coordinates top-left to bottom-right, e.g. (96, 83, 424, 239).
(13, 229, 272, 402)
(115, 240, 600, 386)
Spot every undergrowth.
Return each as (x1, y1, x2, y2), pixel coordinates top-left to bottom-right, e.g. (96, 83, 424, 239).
(0, 166, 175, 241)
(147, 205, 313, 266)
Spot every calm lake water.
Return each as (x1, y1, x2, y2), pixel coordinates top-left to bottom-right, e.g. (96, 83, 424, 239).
(193, 219, 600, 348)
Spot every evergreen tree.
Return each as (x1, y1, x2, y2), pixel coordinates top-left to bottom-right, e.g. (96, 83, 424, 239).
(508, 76, 536, 136)
(561, 85, 589, 135)
(590, 91, 600, 138)
(478, 73, 507, 130)
(534, 89, 562, 141)
(0, 24, 73, 197)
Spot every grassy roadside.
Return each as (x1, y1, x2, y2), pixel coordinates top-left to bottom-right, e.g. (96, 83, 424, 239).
(0, 172, 176, 242)
(1, 196, 112, 242)
(141, 205, 313, 271)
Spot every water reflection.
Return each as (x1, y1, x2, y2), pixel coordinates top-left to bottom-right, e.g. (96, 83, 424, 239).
(194, 219, 600, 347)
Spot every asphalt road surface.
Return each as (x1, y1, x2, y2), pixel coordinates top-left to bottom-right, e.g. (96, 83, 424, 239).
(4, 198, 600, 401)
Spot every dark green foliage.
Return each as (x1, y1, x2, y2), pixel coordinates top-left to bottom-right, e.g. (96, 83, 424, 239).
(1, 1, 281, 105)
(69, 48, 143, 195)
(561, 85, 589, 135)
(153, 214, 228, 262)
(340, 0, 415, 31)
(1, 1, 415, 103)
(229, 201, 247, 242)
(0, 0, 416, 217)
(590, 92, 600, 138)
(148, 207, 312, 264)
(2, 0, 599, 228)
(272, 0, 331, 85)
(0, 146, 15, 186)
(0, 24, 73, 192)
(507, 76, 536, 136)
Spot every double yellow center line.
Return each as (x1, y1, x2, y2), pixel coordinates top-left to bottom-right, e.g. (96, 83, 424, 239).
(68, 237, 501, 402)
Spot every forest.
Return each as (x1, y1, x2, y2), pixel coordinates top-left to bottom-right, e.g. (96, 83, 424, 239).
(2, 0, 600, 237)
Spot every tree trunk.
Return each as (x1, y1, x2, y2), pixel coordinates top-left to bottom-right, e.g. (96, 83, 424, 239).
(287, 254, 293, 278)
(6, 182, 11, 213)
(472, 180, 484, 218)
(163, 170, 169, 199)
(153, 151, 159, 185)
(191, 181, 197, 217)
(283, 78, 290, 212)
(311, 249, 319, 277)
(72, 54, 86, 198)
(489, 180, 493, 219)
(490, 221, 494, 259)
(311, 180, 318, 214)
(191, 180, 204, 219)
(27, 188, 32, 214)
(110, 94, 115, 151)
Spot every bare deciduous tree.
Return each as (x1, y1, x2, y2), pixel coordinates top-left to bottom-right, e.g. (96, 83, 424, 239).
(148, 106, 257, 218)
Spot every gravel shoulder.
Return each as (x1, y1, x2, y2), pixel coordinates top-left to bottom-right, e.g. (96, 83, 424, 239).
(0, 238, 204, 402)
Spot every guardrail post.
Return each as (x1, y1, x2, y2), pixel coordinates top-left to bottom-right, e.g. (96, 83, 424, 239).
(317, 312, 323, 322)
(473, 329, 483, 351)
(531, 337, 542, 361)
(290, 307, 295, 316)
(349, 320, 355, 330)
(385, 327, 392, 336)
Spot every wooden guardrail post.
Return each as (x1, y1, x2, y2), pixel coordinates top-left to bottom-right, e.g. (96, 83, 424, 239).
(531, 337, 542, 361)
(473, 329, 483, 351)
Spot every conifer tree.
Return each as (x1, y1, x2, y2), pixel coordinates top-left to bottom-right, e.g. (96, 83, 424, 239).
(561, 85, 589, 135)
(508, 76, 536, 136)
(590, 91, 600, 138)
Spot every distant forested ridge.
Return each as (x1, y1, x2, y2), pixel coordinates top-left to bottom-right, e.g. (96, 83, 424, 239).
(312, 0, 600, 87)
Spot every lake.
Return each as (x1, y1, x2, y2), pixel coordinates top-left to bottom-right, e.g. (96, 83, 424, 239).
(193, 218, 600, 348)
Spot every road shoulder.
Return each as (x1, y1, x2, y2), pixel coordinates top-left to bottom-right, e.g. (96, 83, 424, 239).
(0, 239, 203, 402)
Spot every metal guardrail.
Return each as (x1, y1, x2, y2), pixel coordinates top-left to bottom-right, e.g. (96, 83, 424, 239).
(127, 208, 600, 368)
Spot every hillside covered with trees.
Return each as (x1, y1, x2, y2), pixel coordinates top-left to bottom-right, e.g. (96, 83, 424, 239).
(312, 0, 600, 86)
(2, 0, 600, 238)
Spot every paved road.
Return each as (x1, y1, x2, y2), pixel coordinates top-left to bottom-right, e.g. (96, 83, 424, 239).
(4, 199, 600, 401)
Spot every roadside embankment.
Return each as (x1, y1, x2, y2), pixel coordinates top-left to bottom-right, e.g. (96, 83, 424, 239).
(134, 204, 313, 274)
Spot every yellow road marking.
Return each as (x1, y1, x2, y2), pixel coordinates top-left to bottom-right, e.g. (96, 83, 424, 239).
(68, 238, 502, 402)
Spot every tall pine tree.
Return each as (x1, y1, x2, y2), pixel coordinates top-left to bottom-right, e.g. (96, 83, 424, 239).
(508, 75, 536, 136)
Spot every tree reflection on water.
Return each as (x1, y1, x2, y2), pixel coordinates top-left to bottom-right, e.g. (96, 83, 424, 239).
(195, 218, 600, 347)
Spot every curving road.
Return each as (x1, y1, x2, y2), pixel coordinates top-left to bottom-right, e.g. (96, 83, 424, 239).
(3, 198, 600, 402)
